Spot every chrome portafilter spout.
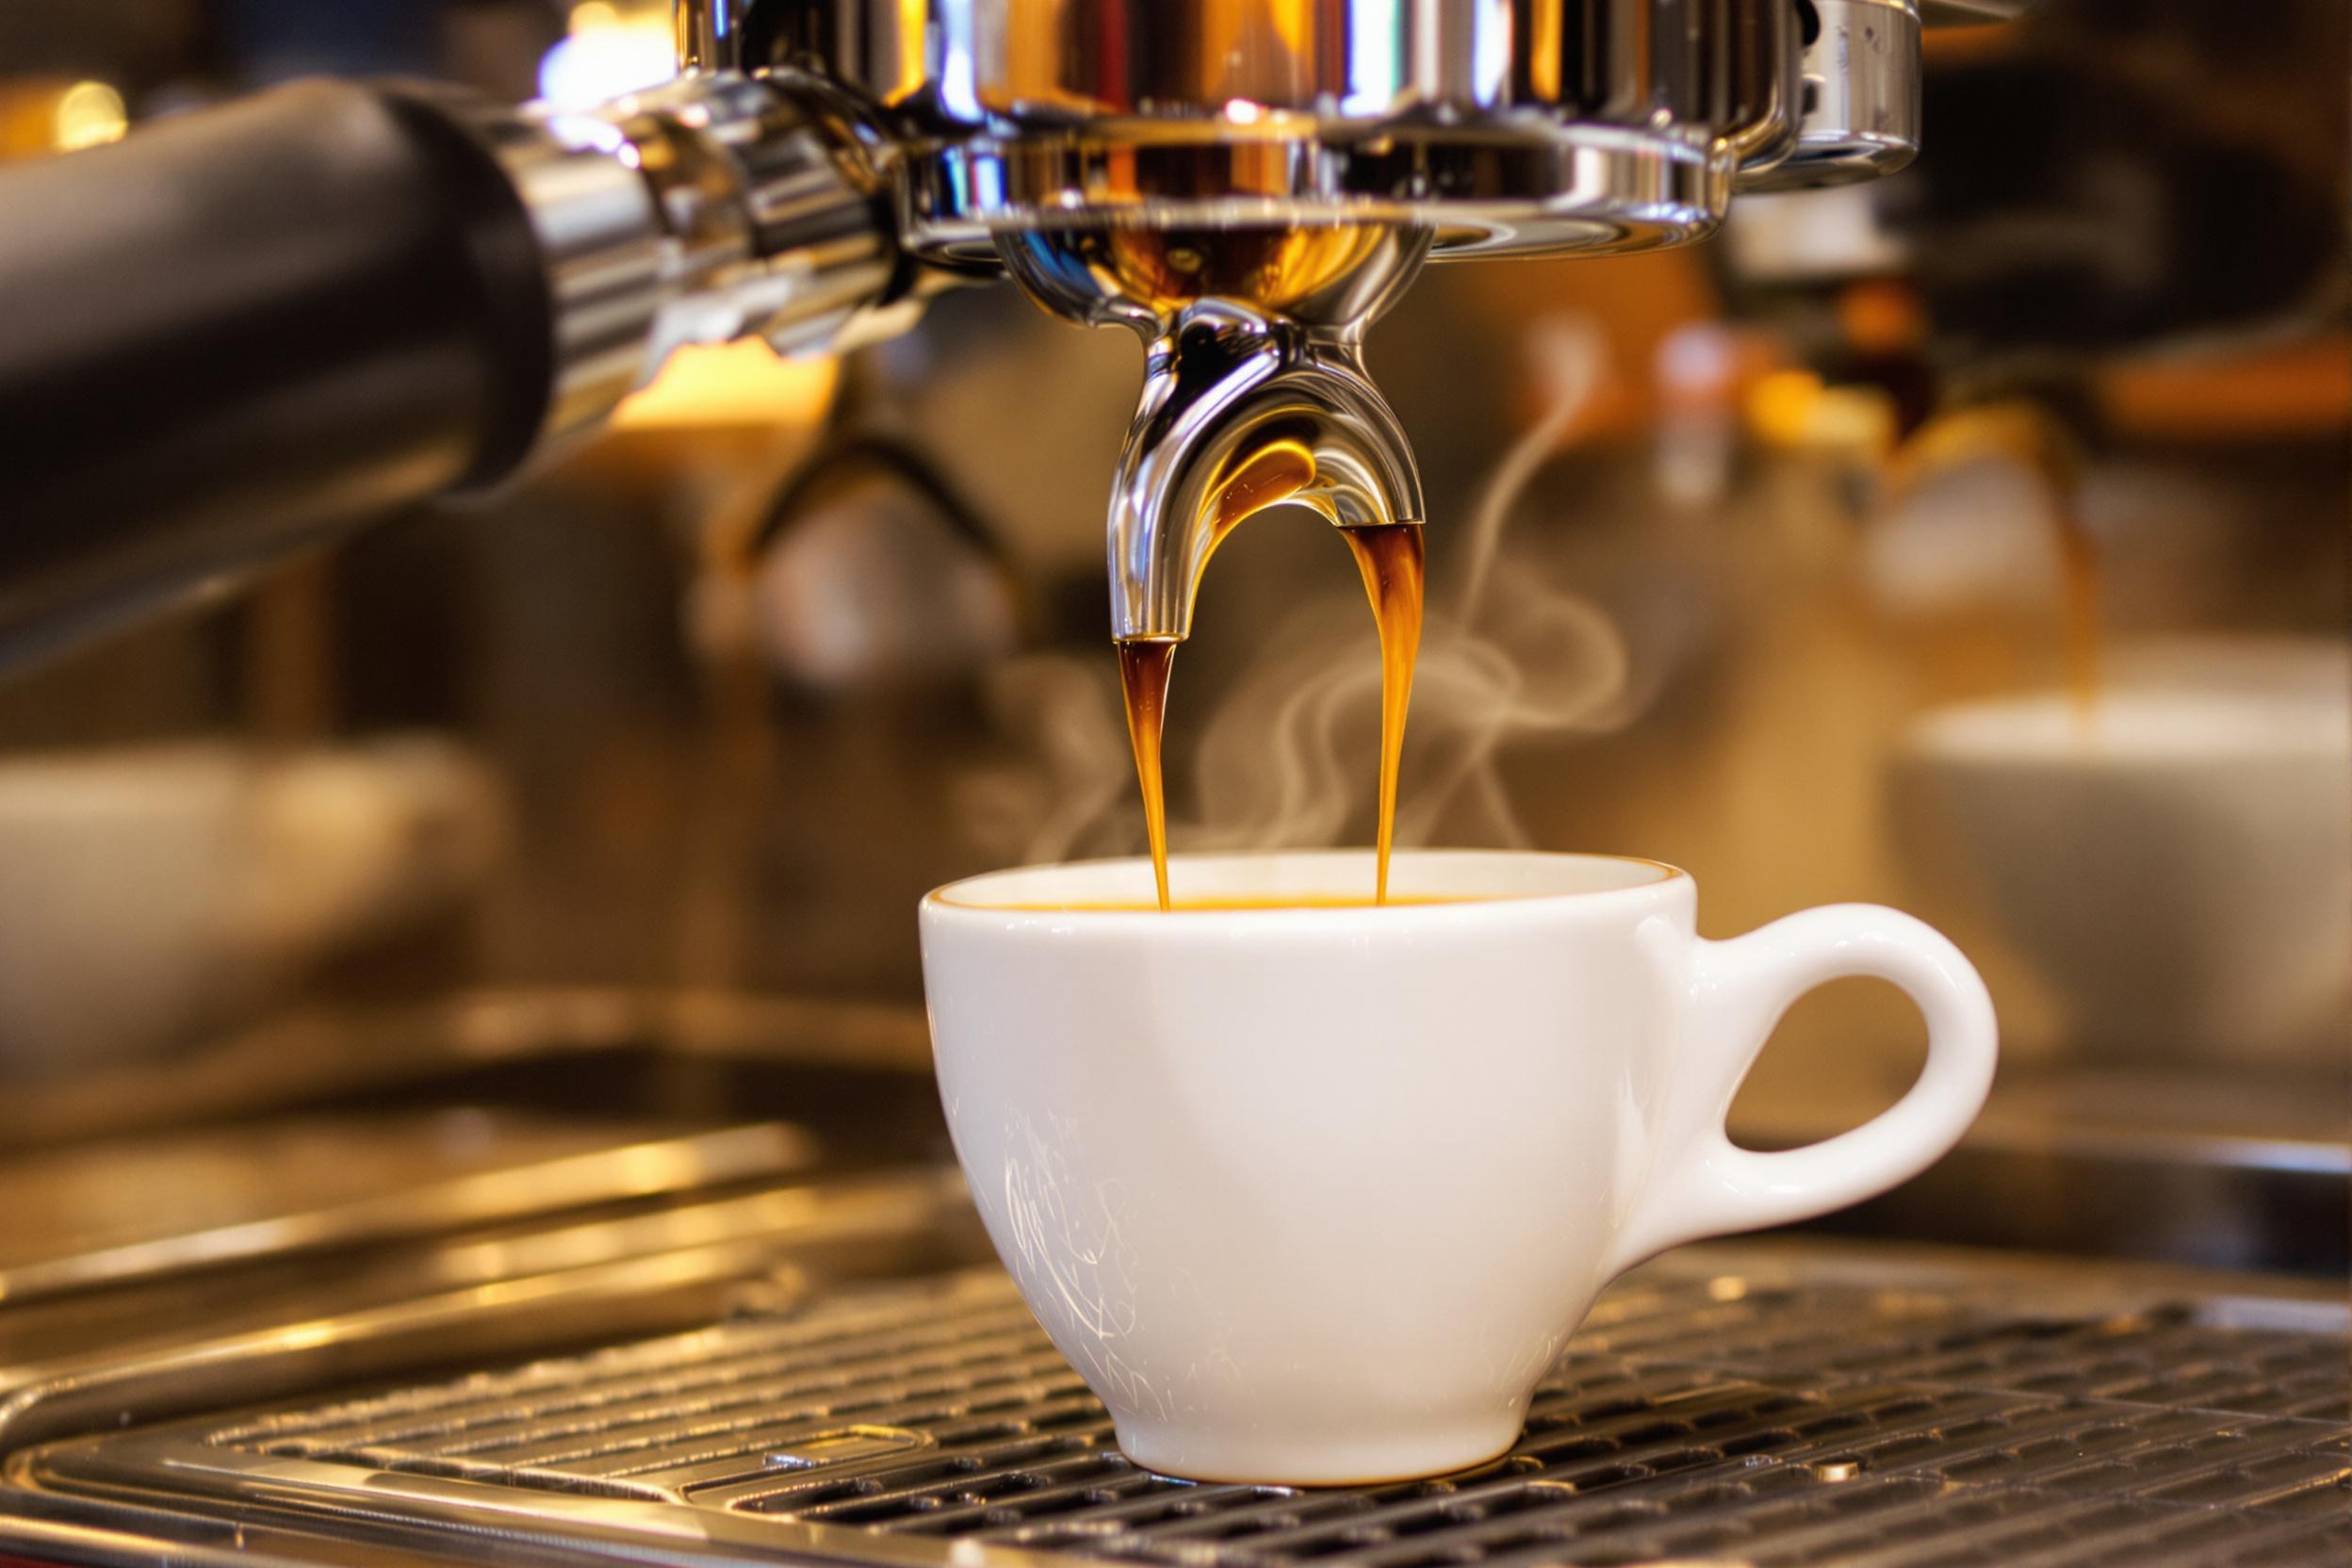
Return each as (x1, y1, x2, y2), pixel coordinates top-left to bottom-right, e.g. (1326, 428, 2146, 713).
(1103, 312, 1419, 643)
(999, 224, 1429, 643)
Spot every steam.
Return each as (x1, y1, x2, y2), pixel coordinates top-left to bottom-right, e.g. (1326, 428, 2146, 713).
(959, 313, 1651, 864)
(956, 654, 1139, 865)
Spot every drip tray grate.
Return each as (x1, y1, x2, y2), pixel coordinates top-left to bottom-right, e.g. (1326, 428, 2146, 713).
(23, 1255, 2352, 1568)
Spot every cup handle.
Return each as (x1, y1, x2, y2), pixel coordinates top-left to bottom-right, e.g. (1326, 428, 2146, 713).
(1609, 905, 1999, 1275)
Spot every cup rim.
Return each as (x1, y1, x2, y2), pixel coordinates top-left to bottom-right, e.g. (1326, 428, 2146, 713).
(923, 848, 1685, 918)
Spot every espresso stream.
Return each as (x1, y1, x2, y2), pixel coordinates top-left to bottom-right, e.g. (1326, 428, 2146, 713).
(1340, 522, 1428, 904)
(1118, 477, 1425, 911)
(1117, 639, 1177, 910)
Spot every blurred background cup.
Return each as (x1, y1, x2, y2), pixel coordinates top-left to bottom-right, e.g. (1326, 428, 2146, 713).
(0, 738, 500, 1077)
(1898, 638, 2351, 1069)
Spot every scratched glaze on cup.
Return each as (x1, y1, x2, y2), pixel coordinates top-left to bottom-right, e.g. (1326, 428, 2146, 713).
(921, 850, 1997, 1485)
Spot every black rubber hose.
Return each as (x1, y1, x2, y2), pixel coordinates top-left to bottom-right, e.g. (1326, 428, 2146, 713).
(0, 78, 554, 666)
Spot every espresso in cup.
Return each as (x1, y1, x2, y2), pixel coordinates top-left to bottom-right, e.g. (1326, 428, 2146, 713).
(991, 893, 1494, 912)
(923, 849, 1997, 1485)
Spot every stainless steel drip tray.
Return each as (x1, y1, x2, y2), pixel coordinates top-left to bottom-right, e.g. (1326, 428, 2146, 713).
(0, 989, 948, 1334)
(8, 1242, 2346, 1568)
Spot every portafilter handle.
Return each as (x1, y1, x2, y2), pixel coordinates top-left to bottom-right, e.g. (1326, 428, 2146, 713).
(0, 71, 914, 666)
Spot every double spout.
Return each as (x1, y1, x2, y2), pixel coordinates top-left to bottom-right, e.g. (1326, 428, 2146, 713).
(999, 223, 1432, 643)
(1105, 304, 1424, 641)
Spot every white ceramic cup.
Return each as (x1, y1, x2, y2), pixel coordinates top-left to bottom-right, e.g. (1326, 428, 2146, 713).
(920, 850, 1998, 1485)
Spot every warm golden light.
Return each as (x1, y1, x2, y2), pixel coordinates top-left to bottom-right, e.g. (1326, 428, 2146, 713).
(52, 81, 127, 151)
(612, 339, 840, 430)
(893, 0, 928, 103)
(542, 2, 678, 110)
(1528, 0, 1564, 101)
(1746, 369, 1826, 448)
(1747, 369, 1895, 457)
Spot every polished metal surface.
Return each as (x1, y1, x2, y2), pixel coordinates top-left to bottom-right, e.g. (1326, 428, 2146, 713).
(0, 988, 933, 1152)
(466, 103, 669, 439)
(1738, 1064, 2352, 1278)
(599, 72, 904, 357)
(0, 1119, 816, 1305)
(0, 1167, 983, 1450)
(1100, 304, 1421, 640)
(913, 123, 1729, 267)
(0, 988, 954, 1376)
(997, 223, 1428, 639)
(675, 1, 1820, 260)
(9, 1244, 2344, 1568)
(4, 987, 2329, 1294)
(476, 71, 900, 441)
(1744, 0, 1924, 191)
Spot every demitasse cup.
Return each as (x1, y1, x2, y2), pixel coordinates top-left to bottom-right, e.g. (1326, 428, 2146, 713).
(920, 850, 1997, 1485)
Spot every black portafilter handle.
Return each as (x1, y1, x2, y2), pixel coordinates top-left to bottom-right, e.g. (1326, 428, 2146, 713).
(0, 81, 549, 663)
(0, 73, 906, 667)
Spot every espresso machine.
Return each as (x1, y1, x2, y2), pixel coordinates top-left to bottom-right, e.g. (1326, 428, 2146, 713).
(0, 8, 2346, 1568)
(0, 0, 2007, 663)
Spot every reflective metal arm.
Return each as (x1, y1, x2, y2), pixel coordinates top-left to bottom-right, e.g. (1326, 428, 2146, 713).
(478, 71, 908, 448)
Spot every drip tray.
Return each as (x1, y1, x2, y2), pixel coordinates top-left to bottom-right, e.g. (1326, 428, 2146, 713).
(11, 1248, 2347, 1568)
